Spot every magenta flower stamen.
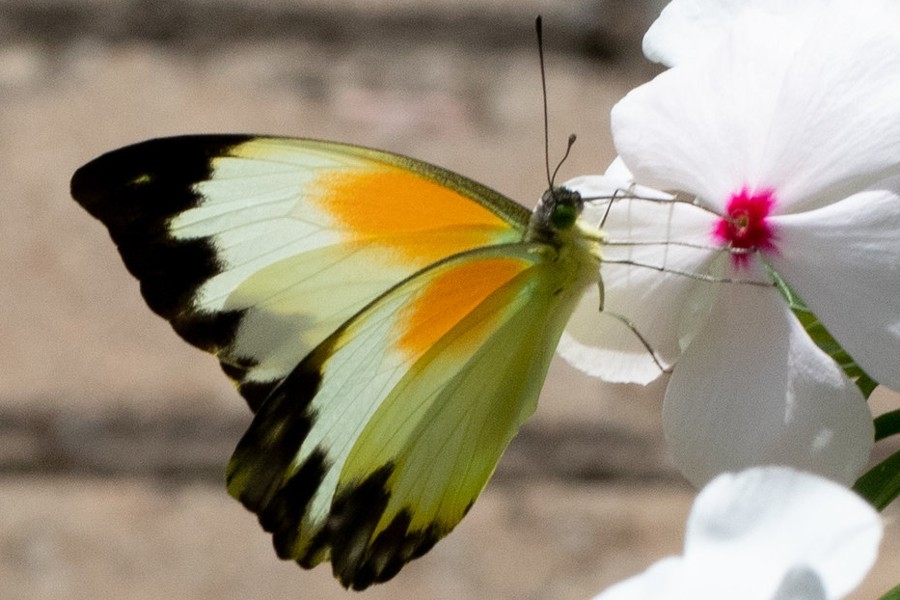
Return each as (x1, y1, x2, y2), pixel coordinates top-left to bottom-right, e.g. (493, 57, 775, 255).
(714, 187, 777, 267)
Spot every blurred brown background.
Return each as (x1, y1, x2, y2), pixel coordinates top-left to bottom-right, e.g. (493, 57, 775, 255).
(1, 1, 897, 598)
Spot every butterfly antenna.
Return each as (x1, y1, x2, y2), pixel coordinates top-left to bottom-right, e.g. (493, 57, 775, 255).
(551, 133, 577, 185)
(536, 15, 553, 189)
(536, 16, 577, 192)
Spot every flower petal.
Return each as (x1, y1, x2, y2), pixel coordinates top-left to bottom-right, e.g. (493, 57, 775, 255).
(559, 188, 727, 383)
(643, 0, 822, 67)
(767, 181, 900, 391)
(612, 20, 799, 209)
(685, 467, 882, 600)
(615, 1, 900, 214)
(759, 3, 900, 213)
(558, 296, 665, 385)
(592, 467, 882, 600)
(591, 557, 684, 600)
(662, 273, 873, 487)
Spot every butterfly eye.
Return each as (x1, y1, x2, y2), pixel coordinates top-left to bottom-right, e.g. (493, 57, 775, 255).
(550, 202, 579, 229)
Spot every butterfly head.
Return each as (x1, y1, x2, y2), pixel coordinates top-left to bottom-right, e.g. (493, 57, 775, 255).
(527, 185, 586, 244)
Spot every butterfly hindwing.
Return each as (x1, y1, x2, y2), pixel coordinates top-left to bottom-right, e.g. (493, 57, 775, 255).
(71, 135, 531, 410)
(226, 242, 587, 589)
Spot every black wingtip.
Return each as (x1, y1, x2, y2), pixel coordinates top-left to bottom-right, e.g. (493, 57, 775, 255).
(71, 135, 253, 221)
(69, 134, 256, 340)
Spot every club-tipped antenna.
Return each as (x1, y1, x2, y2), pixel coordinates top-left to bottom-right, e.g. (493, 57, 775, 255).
(536, 16, 577, 191)
(552, 133, 577, 185)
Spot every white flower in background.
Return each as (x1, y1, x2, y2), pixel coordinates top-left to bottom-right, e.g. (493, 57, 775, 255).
(580, 0, 900, 487)
(592, 467, 883, 600)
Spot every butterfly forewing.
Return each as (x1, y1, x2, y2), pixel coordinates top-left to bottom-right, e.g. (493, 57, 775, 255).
(71, 135, 530, 410)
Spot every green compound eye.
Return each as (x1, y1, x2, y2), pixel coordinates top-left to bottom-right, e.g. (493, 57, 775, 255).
(550, 203, 579, 230)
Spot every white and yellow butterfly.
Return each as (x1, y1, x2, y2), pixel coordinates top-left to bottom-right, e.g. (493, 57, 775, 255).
(70, 135, 606, 589)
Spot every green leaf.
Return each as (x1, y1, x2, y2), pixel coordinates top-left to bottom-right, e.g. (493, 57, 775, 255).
(875, 409, 900, 442)
(769, 268, 879, 398)
(877, 582, 900, 600)
(853, 447, 900, 511)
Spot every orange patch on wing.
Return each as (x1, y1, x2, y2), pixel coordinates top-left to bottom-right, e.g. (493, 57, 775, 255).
(397, 257, 528, 358)
(313, 164, 514, 262)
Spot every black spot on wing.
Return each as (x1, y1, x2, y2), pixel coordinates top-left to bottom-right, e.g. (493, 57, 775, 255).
(219, 357, 255, 383)
(328, 468, 443, 590)
(327, 466, 393, 589)
(236, 379, 279, 414)
(174, 308, 245, 356)
(266, 450, 329, 561)
(226, 350, 324, 509)
(226, 343, 333, 562)
(71, 135, 256, 353)
(220, 357, 278, 413)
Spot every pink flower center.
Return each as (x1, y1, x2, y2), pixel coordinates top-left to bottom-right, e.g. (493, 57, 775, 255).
(714, 187, 777, 267)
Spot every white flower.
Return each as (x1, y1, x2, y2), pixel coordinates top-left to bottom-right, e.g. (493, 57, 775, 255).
(564, 0, 900, 487)
(591, 467, 883, 600)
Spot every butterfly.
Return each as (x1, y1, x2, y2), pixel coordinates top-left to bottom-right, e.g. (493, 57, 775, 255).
(70, 134, 605, 589)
